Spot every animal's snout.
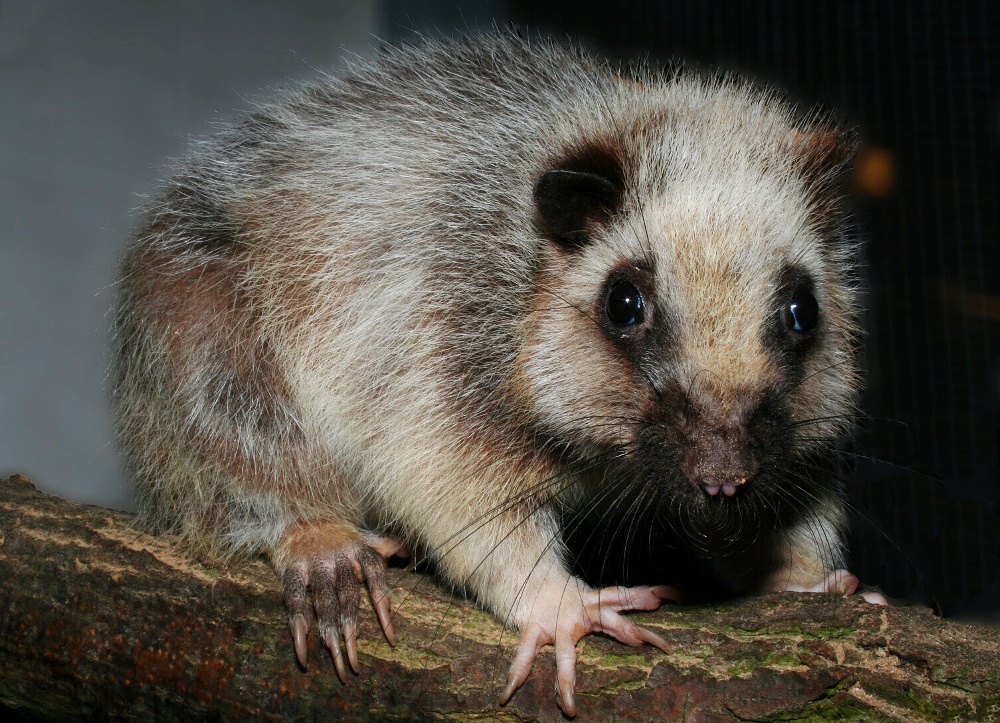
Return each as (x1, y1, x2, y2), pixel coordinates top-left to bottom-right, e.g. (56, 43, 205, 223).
(683, 424, 761, 497)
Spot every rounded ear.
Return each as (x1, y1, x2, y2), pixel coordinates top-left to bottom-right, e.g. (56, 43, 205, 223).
(533, 169, 622, 247)
(790, 126, 860, 239)
(795, 127, 860, 191)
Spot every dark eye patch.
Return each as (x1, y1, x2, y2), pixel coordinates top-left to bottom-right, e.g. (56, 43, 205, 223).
(765, 266, 821, 366)
(596, 263, 682, 382)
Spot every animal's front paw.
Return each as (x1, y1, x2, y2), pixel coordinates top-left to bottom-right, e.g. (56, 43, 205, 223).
(770, 568, 889, 605)
(275, 522, 403, 681)
(499, 582, 678, 717)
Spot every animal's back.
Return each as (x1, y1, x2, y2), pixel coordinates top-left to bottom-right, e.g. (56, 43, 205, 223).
(114, 37, 581, 548)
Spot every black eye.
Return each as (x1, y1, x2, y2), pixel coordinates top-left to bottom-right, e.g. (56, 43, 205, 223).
(606, 280, 645, 326)
(783, 287, 819, 333)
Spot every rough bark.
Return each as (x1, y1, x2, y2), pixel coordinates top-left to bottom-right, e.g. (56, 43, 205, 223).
(0, 474, 997, 722)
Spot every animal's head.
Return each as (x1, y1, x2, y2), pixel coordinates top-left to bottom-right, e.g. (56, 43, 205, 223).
(517, 73, 861, 547)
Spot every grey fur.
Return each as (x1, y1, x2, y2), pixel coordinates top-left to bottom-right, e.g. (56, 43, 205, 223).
(113, 32, 868, 703)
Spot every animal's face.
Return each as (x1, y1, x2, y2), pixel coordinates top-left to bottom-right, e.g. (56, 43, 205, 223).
(517, 79, 860, 535)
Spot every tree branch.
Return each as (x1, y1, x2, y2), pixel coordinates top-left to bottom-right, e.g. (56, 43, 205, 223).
(1, 475, 997, 721)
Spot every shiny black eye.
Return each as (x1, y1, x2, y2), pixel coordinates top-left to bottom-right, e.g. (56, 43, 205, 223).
(783, 287, 819, 333)
(606, 280, 644, 326)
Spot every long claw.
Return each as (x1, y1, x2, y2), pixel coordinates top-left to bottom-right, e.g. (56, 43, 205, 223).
(282, 563, 312, 669)
(358, 546, 395, 646)
(556, 687, 577, 718)
(331, 555, 361, 675)
(374, 592, 395, 646)
(651, 584, 684, 604)
(500, 625, 544, 705)
(499, 673, 521, 707)
(324, 627, 348, 683)
(291, 613, 309, 669)
(311, 559, 349, 681)
(343, 620, 360, 674)
(554, 631, 578, 717)
(633, 623, 671, 654)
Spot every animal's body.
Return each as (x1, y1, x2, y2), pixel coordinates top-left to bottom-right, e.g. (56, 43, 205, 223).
(114, 34, 879, 714)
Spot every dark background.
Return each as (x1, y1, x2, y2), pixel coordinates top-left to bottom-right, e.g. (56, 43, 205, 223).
(2, 1, 996, 620)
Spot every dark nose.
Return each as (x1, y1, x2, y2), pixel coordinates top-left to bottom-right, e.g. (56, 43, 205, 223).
(684, 425, 760, 497)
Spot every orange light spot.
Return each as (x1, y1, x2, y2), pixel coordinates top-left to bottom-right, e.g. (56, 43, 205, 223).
(855, 146, 895, 197)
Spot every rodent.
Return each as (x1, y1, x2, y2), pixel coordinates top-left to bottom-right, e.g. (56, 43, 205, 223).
(113, 32, 885, 716)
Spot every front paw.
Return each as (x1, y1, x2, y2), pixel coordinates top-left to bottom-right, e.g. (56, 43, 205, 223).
(770, 568, 889, 605)
(275, 522, 400, 681)
(500, 582, 678, 717)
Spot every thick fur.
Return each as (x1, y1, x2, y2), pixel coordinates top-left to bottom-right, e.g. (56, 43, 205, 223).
(114, 34, 861, 632)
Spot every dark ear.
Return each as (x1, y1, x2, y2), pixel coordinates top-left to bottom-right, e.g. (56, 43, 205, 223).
(533, 168, 622, 248)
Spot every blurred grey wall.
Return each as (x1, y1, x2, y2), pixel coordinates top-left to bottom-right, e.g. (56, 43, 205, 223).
(0, 1, 500, 510)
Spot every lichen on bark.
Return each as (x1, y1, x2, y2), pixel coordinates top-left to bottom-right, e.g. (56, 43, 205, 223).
(1, 475, 998, 721)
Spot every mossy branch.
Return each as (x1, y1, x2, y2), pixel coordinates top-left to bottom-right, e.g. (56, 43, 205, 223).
(0, 475, 997, 721)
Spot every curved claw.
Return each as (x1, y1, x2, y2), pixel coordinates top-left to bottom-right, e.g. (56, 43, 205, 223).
(331, 554, 362, 675)
(500, 623, 546, 705)
(312, 560, 349, 682)
(554, 626, 579, 717)
(356, 545, 396, 646)
(282, 563, 313, 669)
(342, 621, 360, 674)
(631, 621, 671, 653)
(290, 613, 309, 669)
(323, 625, 348, 683)
(373, 590, 395, 646)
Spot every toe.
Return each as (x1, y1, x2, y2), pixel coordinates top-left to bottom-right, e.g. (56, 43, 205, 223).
(334, 555, 362, 674)
(595, 584, 669, 613)
(311, 560, 349, 682)
(651, 584, 684, 604)
(357, 545, 395, 645)
(596, 606, 671, 653)
(825, 569, 860, 595)
(554, 628, 579, 717)
(281, 563, 312, 669)
(862, 589, 890, 605)
(500, 623, 546, 705)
